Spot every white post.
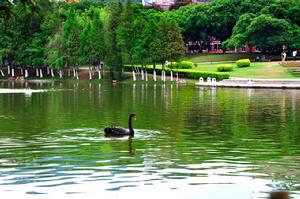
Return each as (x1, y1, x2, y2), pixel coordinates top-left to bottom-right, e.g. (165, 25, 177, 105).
(141, 69, 144, 80)
(51, 68, 54, 77)
(153, 70, 157, 81)
(25, 69, 28, 78)
(145, 71, 148, 81)
(7, 65, 10, 75)
(89, 70, 92, 80)
(47, 67, 50, 75)
(39, 69, 43, 78)
(36, 68, 39, 77)
(132, 70, 136, 81)
(0, 70, 4, 76)
(176, 72, 179, 82)
(12, 68, 15, 77)
(170, 71, 173, 81)
(98, 70, 101, 79)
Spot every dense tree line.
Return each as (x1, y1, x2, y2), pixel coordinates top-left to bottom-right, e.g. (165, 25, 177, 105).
(1, 0, 300, 79)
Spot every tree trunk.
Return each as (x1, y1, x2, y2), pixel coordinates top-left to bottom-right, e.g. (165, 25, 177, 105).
(51, 69, 54, 77)
(68, 69, 70, 77)
(59, 70, 63, 78)
(25, 69, 28, 78)
(12, 68, 15, 77)
(170, 71, 173, 81)
(36, 68, 39, 77)
(73, 68, 76, 77)
(145, 71, 148, 81)
(7, 65, 10, 75)
(98, 70, 101, 79)
(89, 70, 92, 80)
(132, 70, 136, 81)
(21, 68, 23, 75)
(47, 67, 50, 75)
(39, 69, 43, 78)
(141, 69, 144, 80)
(76, 71, 79, 79)
(176, 72, 179, 82)
(0, 70, 4, 76)
(153, 70, 156, 81)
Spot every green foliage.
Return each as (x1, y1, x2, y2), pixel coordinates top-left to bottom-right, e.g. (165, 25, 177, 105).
(175, 61, 194, 69)
(217, 64, 234, 72)
(123, 65, 230, 80)
(236, 59, 251, 67)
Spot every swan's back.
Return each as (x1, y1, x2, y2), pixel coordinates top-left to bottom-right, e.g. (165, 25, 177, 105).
(104, 127, 130, 136)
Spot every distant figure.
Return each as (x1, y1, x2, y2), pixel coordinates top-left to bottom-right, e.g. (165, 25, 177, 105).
(292, 50, 297, 61)
(282, 52, 287, 62)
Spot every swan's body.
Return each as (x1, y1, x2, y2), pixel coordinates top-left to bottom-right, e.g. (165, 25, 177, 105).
(104, 113, 136, 136)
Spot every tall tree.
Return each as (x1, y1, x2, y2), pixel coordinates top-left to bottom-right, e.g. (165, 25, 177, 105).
(104, 2, 123, 80)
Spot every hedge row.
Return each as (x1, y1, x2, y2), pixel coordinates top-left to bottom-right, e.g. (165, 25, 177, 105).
(217, 64, 234, 72)
(123, 65, 230, 80)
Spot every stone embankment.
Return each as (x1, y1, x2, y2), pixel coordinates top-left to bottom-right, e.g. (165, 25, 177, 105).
(196, 78, 300, 89)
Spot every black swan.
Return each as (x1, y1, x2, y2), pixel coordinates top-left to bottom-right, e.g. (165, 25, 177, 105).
(104, 113, 136, 136)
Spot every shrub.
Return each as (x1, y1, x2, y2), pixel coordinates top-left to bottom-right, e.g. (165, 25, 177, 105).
(217, 64, 234, 72)
(175, 61, 194, 69)
(236, 59, 251, 67)
(122, 65, 230, 80)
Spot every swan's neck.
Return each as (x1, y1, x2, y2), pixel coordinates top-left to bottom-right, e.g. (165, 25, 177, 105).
(128, 116, 134, 135)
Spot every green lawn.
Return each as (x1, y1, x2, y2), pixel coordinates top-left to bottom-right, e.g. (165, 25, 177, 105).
(184, 53, 259, 63)
(194, 61, 297, 79)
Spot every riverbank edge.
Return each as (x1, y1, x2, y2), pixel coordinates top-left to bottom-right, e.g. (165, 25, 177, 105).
(195, 78, 300, 89)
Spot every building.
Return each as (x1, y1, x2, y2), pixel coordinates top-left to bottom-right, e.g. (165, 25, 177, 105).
(142, 0, 210, 10)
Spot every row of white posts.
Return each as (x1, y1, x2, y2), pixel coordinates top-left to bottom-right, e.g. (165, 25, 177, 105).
(132, 69, 180, 82)
(0, 66, 103, 80)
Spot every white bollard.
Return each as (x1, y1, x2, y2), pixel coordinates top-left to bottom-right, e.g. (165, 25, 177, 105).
(207, 77, 211, 82)
(212, 78, 216, 83)
(199, 77, 204, 83)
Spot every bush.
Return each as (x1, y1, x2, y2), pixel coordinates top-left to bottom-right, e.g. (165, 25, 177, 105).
(122, 65, 230, 80)
(236, 59, 251, 67)
(175, 61, 194, 69)
(217, 64, 234, 72)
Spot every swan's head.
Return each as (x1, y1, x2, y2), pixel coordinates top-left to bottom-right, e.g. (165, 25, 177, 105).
(130, 113, 136, 121)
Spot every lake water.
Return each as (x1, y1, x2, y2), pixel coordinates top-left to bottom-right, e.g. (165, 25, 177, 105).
(0, 81, 300, 199)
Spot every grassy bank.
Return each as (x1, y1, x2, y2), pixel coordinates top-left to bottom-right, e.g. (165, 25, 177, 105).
(194, 61, 296, 79)
(184, 53, 258, 63)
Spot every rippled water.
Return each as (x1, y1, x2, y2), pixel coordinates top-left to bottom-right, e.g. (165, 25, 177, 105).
(0, 81, 300, 199)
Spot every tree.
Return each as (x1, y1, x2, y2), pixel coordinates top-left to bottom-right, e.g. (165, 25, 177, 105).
(104, 2, 123, 80)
